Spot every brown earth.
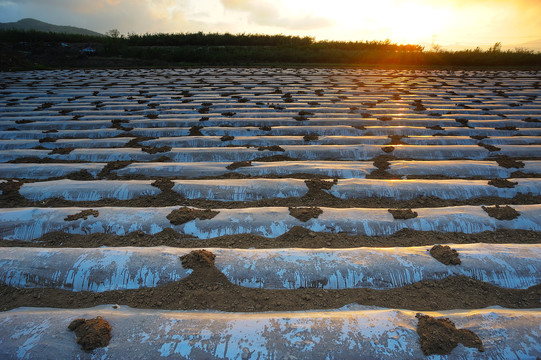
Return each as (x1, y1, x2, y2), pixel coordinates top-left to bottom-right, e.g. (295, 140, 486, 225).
(68, 316, 112, 352)
(48, 148, 74, 155)
(166, 207, 219, 225)
(141, 146, 171, 154)
(478, 143, 501, 152)
(430, 245, 461, 265)
(482, 205, 520, 220)
(97, 161, 133, 178)
(388, 208, 418, 219)
(1, 228, 539, 249)
(1, 265, 539, 312)
(416, 314, 484, 356)
(488, 179, 518, 188)
(226, 160, 252, 170)
(289, 207, 323, 222)
(64, 209, 99, 221)
(495, 156, 525, 169)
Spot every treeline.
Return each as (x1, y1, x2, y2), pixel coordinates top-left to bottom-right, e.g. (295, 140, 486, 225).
(1, 29, 540, 67)
(0, 29, 422, 52)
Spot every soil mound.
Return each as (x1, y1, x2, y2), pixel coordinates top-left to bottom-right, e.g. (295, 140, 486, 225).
(68, 316, 112, 352)
(482, 205, 520, 220)
(488, 179, 517, 188)
(430, 245, 461, 265)
(303, 134, 319, 142)
(151, 178, 175, 191)
(257, 145, 285, 152)
(220, 135, 234, 141)
(141, 146, 171, 154)
(48, 148, 74, 155)
(167, 207, 219, 225)
(388, 208, 418, 220)
(227, 161, 252, 170)
(64, 209, 99, 221)
(478, 143, 501, 152)
(495, 156, 524, 169)
(289, 207, 323, 222)
(98, 161, 132, 178)
(180, 249, 216, 269)
(416, 314, 484, 355)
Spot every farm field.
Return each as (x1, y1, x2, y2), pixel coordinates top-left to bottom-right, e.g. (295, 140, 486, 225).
(0, 68, 540, 359)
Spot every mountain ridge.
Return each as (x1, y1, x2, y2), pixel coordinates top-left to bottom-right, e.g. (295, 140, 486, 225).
(0, 18, 103, 37)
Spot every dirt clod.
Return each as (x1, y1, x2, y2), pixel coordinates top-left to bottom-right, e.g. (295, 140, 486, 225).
(64, 209, 99, 221)
(388, 208, 418, 219)
(98, 161, 132, 178)
(166, 207, 219, 225)
(289, 207, 323, 222)
(495, 156, 524, 169)
(68, 316, 112, 352)
(180, 249, 216, 269)
(141, 146, 171, 154)
(416, 314, 484, 356)
(48, 148, 74, 155)
(257, 145, 285, 152)
(189, 126, 204, 136)
(482, 205, 520, 220)
(226, 161, 252, 170)
(382, 146, 395, 153)
(303, 134, 319, 142)
(478, 143, 501, 152)
(220, 135, 235, 141)
(488, 179, 517, 188)
(430, 245, 461, 265)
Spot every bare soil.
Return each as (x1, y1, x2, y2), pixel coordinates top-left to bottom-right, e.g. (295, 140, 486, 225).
(488, 179, 518, 188)
(48, 148, 74, 155)
(141, 146, 171, 154)
(166, 207, 219, 225)
(388, 208, 418, 219)
(482, 205, 520, 220)
(1, 266, 539, 312)
(289, 207, 323, 222)
(430, 245, 461, 265)
(495, 156, 525, 169)
(64, 209, 99, 221)
(1, 228, 539, 249)
(416, 314, 484, 356)
(226, 160, 252, 170)
(68, 316, 112, 352)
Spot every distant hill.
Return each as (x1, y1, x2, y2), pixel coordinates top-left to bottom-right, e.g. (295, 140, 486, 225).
(0, 18, 103, 37)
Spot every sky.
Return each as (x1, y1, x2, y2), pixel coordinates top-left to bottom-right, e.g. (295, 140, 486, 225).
(1, 0, 540, 50)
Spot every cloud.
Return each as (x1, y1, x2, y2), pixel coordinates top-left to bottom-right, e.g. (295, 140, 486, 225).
(0, 0, 197, 34)
(221, 0, 334, 30)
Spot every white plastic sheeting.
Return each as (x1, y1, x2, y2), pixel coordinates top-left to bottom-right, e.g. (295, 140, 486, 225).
(329, 178, 541, 200)
(0, 163, 104, 179)
(116, 161, 376, 178)
(389, 160, 541, 178)
(18, 178, 540, 203)
(19, 180, 160, 201)
(1, 205, 540, 241)
(0, 305, 539, 359)
(5, 144, 537, 162)
(172, 179, 309, 201)
(1, 245, 539, 291)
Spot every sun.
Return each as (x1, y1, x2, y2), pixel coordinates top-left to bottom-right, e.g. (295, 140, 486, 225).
(297, 0, 452, 45)
(383, 2, 451, 44)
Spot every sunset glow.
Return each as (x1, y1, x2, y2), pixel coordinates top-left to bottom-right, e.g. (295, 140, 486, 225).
(0, 0, 540, 50)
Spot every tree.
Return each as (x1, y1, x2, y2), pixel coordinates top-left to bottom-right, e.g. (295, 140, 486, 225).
(488, 42, 502, 53)
(106, 29, 120, 39)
